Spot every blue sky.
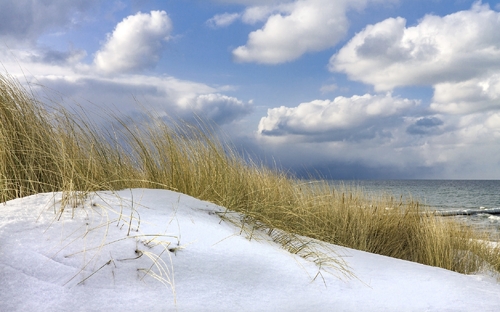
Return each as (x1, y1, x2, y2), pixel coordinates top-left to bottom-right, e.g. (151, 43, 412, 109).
(2, 0, 500, 179)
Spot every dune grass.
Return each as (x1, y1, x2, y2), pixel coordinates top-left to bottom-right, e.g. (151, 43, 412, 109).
(1, 72, 500, 276)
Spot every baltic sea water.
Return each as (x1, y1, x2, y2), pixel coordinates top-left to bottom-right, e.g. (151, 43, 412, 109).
(329, 180, 500, 237)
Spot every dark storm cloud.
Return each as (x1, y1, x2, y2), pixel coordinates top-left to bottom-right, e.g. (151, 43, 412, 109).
(289, 161, 442, 180)
(232, 131, 446, 180)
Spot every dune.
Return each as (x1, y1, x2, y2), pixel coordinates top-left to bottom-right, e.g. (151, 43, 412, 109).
(1, 188, 500, 311)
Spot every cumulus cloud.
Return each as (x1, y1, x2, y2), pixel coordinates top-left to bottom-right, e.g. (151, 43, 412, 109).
(258, 93, 418, 141)
(94, 11, 172, 74)
(240, 5, 289, 24)
(178, 94, 253, 124)
(0, 0, 98, 46)
(207, 13, 241, 28)
(430, 74, 500, 114)
(329, 2, 500, 91)
(233, 0, 369, 64)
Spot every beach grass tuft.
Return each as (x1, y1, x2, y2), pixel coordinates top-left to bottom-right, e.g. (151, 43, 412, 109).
(1, 72, 499, 276)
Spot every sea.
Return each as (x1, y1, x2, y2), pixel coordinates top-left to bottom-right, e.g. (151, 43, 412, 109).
(329, 180, 500, 238)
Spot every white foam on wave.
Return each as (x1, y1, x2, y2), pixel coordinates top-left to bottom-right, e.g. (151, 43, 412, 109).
(488, 215, 500, 222)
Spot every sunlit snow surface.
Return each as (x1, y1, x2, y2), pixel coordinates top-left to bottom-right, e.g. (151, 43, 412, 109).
(1, 189, 500, 312)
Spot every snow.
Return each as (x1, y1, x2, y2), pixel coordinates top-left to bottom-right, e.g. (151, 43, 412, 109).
(1, 188, 500, 312)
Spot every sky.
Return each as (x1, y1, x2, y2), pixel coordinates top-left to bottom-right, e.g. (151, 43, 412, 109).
(2, 0, 500, 179)
(2, 188, 500, 311)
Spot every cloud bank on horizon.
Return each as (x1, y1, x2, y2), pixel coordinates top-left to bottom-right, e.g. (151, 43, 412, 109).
(1, 0, 500, 179)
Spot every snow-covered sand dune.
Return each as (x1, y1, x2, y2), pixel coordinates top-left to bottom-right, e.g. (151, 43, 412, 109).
(1, 189, 500, 311)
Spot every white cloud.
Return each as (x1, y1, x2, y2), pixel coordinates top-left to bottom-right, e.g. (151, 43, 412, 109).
(94, 11, 172, 74)
(258, 93, 417, 141)
(240, 4, 293, 24)
(430, 74, 500, 114)
(241, 6, 275, 24)
(485, 113, 500, 136)
(330, 2, 500, 91)
(233, 0, 368, 64)
(179, 94, 253, 124)
(207, 13, 241, 28)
